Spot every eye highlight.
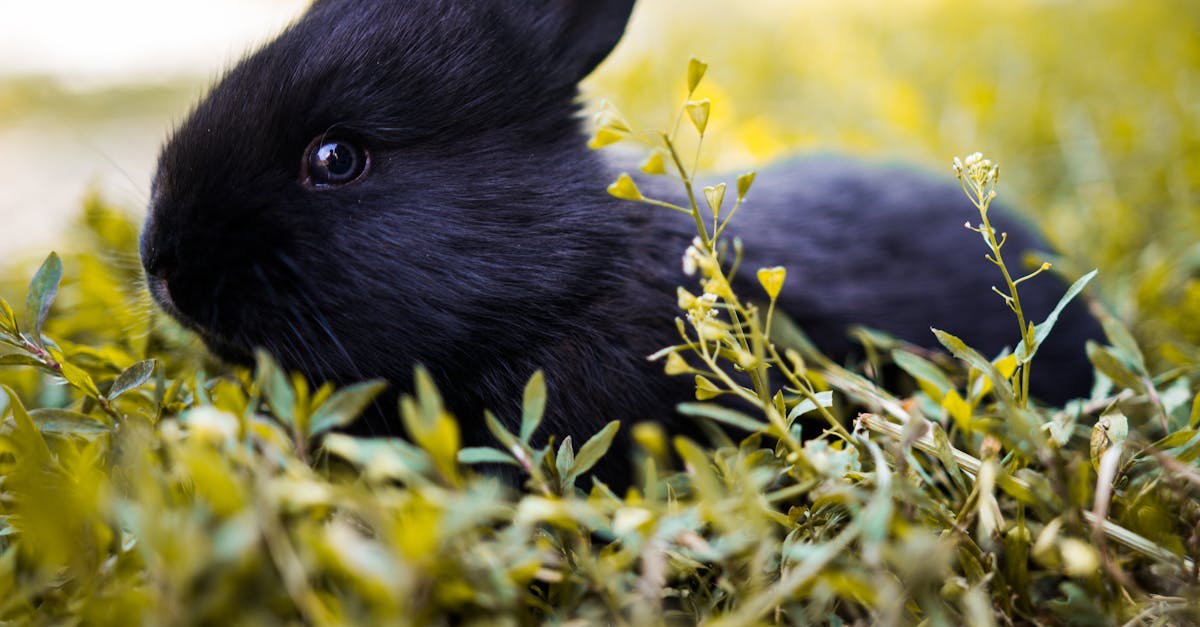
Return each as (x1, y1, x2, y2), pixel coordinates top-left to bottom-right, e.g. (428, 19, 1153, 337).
(302, 137, 369, 189)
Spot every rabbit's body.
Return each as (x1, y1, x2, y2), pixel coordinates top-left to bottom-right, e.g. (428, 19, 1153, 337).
(141, 0, 1101, 485)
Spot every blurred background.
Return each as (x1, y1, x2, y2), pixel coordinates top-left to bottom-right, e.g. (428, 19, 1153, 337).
(1, 0, 1198, 362)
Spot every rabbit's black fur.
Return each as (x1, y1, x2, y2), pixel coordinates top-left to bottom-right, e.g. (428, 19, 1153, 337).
(142, 0, 1102, 486)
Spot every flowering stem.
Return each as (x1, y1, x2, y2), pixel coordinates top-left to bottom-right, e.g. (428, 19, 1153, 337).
(662, 133, 711, 248)
(955, 153, 1036, 408)
(977, 208, 1033, 407)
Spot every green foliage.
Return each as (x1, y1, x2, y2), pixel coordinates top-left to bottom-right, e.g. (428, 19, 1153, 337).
(3, 9, 1200, 622)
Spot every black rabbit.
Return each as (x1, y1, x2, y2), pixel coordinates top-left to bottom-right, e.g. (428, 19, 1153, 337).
(141, 0, 1101, 485)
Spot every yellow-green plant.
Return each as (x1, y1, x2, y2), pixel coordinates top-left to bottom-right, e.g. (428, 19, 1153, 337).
(597, 58, 851, 468)
(0, 55, 1198, 626)
(951, 152, 1096, 408)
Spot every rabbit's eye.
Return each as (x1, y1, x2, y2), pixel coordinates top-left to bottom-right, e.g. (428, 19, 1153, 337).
(303, 139, 369, 188)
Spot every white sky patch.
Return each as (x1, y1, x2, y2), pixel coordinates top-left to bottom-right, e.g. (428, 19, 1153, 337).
(0, 0, 310, 84)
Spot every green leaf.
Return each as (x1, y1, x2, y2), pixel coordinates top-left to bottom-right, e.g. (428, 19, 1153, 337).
(458, 446, 519, 466)
(485, 410, 521, 452)
(891, 350, 953, 398)
(401, 367, 460, 481)
(322, 434, 433, 480)
(107, 359, 156, 401)
(569, 421, 620, 480)
(29, 409, 113, 436)
(0, 297, 17, 335)
(1014, 269, 1097, 363)
(413, 366, 444, 424)
(674, 437, 721, 498)
(1190, 391, 1200, 430)
(1, 385, 52, 464)
(400, 394, 460, 483)
(255, 350, 296, 427)
(1099, 311, 1147, 374)
(309, 380, 388, 438)
(555, 436, 575, 484)
(929, 421, 968, 494)
(1085, 341, 1145, 392)
(23, 252, 62, 348)
(60, 361, 102, 398)
(0, 354, 42, 368)
(520, 370, 547, 444)
(933, 329, 1015, 403)
(678, 402, 768, 433)
(786, 391, 835, 422)
(1167, 430, 1200, 464)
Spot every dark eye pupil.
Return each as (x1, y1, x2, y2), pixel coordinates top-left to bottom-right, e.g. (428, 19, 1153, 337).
(307, 140, 366, 186)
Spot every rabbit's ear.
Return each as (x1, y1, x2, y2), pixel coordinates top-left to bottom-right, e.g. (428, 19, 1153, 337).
(536, 0, 637, 85)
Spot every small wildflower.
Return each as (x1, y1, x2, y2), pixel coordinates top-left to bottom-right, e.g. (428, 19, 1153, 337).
(682, 239, 707, 276)
(703, 275, 733, 300)
(953, 152, 1001, 210)
(733, 348, 757, 369)
(593, 100, 631, 132)
(677, 287, 698, 310)
(682, 251, 698, 276)
(703, 183, 726, 218)
(697, 318, 728, 343)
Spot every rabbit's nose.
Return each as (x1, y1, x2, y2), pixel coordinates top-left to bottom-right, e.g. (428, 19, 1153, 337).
(139, 208, 178, 280)
(140, 243, 178, 293)
(139, 219, 181, 311)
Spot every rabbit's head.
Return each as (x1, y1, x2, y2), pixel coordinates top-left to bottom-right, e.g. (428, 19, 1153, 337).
(141, 0, 641, 391)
